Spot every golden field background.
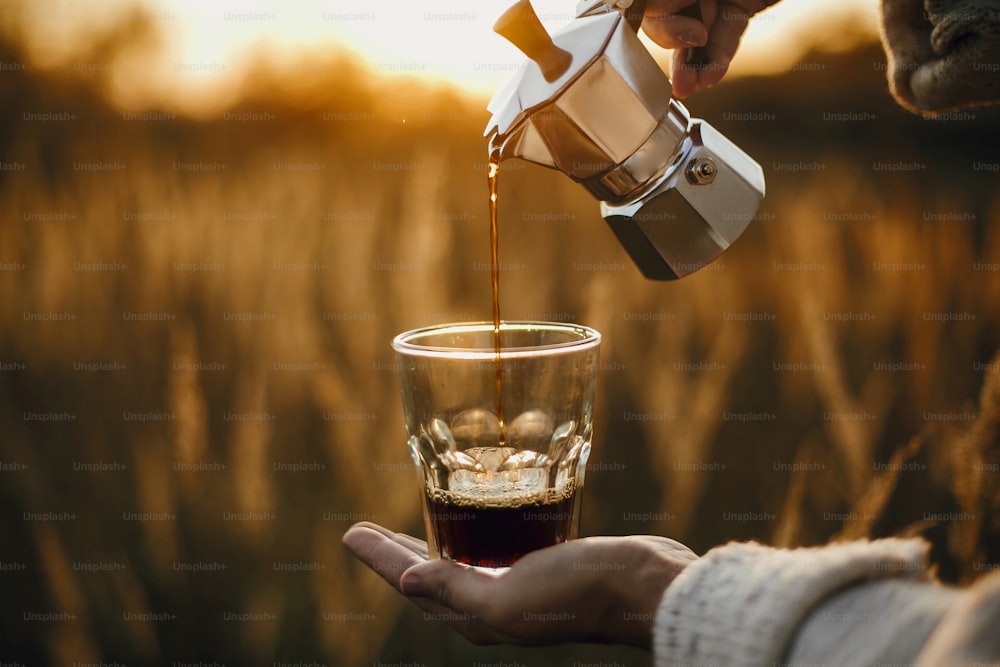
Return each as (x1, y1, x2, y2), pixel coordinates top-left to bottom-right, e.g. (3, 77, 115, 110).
(1, 13, 1000, 667)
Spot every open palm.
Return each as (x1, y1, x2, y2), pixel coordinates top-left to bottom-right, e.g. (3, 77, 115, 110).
(342, 521, 698, 648)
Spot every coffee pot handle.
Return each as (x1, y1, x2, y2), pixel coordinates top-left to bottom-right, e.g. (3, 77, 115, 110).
(494, 0, 574, 82)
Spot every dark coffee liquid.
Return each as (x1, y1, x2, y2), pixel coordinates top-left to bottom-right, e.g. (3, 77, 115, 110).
(488, 158, 505, 443)
(425, 485, 579, 567)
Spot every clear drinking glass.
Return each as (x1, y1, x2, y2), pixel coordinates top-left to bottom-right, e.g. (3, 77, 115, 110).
(392, 321, 601, 567)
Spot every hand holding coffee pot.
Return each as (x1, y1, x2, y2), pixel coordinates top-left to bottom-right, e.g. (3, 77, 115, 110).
(486, 0, 766, 280)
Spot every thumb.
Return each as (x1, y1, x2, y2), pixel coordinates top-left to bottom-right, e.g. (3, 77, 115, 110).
(400, 558, 500, 612)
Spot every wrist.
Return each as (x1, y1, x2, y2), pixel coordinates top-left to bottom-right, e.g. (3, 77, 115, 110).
(603, 537, 694, 648)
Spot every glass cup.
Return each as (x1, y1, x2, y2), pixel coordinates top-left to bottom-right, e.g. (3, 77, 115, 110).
(392, 321, 601, 568)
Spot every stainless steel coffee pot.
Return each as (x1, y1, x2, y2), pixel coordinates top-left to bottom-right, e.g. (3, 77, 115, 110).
(485, 0, 765, 280)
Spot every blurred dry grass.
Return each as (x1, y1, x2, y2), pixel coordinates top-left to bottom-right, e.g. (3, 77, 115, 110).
(0, 17, 999, 667)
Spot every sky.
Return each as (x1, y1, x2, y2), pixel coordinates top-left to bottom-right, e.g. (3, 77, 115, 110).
(11, 0, 881, 111)
(318, 0, 881, 93)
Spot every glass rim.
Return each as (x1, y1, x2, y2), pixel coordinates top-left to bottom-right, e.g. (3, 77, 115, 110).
(392, 320, 601, 360)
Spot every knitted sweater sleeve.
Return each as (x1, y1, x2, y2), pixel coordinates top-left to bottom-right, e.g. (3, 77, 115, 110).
(651, 538, 934, 667)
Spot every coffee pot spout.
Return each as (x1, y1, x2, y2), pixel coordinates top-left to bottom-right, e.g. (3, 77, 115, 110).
(486, 123, 558, 170)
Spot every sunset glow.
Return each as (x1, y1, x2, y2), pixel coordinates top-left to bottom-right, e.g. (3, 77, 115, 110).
(10, 0, 880, 111)
(140, 0, 879, 91)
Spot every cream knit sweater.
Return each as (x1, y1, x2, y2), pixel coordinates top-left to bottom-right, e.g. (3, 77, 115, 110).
(653, 538, 1000, 666)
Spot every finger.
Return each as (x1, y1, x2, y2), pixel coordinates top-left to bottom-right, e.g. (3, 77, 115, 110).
(642, 12, 707, 50)
(402, 559, 528, 643)
(382, 529, 430, 558)
(344, 524, 509, 644)
(342, 523, 427, 591)
(671, 47, 701, 97)
(346, 521, 429, 558)
(670, 36, 731, 95)
(643, 15, 707, 50)
(399, 557, 501, 607)
(689, 3, 755, 90)
(645, 0, 718, 33)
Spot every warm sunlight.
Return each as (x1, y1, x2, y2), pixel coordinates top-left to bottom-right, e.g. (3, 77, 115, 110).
(4, 0, 1000, 665)
(145, 0, 879, 92)
(16, 0, 880, 112)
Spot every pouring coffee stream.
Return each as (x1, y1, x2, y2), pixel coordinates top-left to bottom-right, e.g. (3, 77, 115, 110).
(485, 0, 766, 280)
(488, 158, 504, 444)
